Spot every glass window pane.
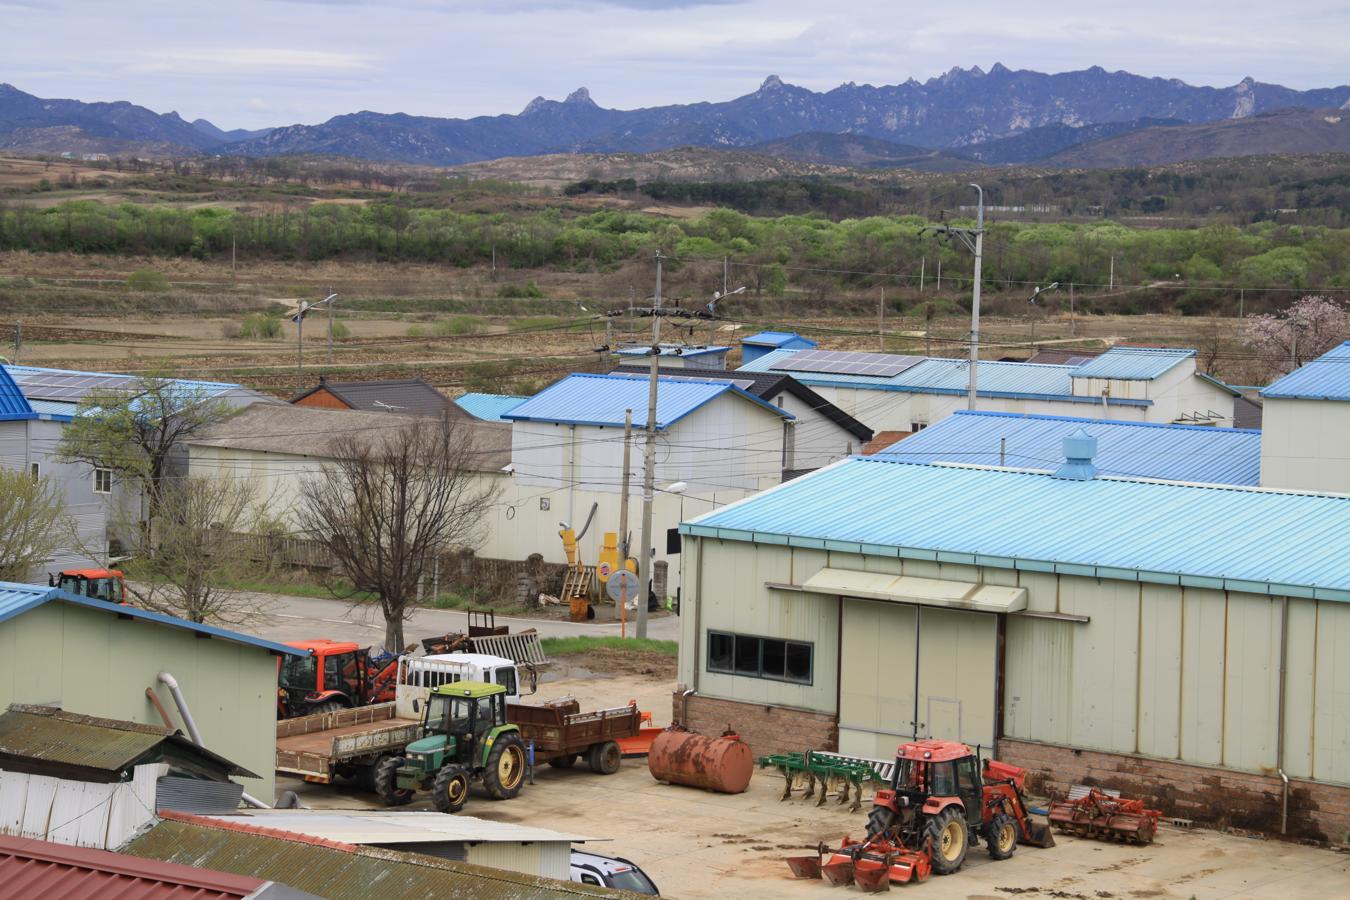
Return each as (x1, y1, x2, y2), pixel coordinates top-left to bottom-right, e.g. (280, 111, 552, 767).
(734, 636, 760, 674)
(785, 643, 812, 682)
(931, 762, 955, 796)
(761, 639, 786, 678)
(708, 633, 733, 672)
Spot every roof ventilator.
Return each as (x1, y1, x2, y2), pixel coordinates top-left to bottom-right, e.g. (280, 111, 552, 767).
(1053, 429, 1097, 480)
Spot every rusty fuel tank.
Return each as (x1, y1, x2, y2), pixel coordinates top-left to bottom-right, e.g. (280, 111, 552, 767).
(648, 729, 754, 794)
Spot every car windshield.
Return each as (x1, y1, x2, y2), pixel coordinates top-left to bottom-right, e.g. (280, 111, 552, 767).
(606, 868, 658, 895)
(280, 655, 317, 690)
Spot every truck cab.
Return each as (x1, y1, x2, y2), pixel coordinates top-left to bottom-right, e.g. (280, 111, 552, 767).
(52, 568, 125, 604)
(401, 653, 532, 703)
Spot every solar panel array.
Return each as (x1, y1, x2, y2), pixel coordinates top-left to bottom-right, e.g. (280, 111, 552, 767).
(770, 349, 925, 378)
(10, 371, 136, 402)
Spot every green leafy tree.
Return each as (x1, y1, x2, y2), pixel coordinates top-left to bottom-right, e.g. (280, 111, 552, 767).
(0, 469, 69, 581)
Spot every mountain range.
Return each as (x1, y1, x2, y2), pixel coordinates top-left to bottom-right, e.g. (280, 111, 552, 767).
(2, 66, 1349, 169)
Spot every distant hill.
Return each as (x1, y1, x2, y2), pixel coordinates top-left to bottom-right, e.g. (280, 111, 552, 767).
(962, 117, 1185, 164)
(748, 132, 974, 171)
(1048, 108, 1350, 167)
(447, 146, 852, 186)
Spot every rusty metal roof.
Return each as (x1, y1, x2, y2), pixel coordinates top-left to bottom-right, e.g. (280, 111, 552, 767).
(0, 704, 256, 782)
(123, 815, 629, 899)
(0, 833, 266, 899)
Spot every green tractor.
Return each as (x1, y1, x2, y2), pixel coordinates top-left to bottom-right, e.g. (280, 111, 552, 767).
(374, 680, 528, 813)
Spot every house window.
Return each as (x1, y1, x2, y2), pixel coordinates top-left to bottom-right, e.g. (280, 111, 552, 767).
(707, 630, 813, 684)
(909, 421, 928, 432)
(93, 468, 113, 494)
(29, 462, 39, 481)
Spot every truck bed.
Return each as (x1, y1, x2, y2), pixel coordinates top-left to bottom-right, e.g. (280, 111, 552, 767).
(275, 703, 421, 781)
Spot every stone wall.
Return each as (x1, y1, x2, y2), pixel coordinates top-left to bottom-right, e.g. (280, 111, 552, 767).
(671, 692, 837, 759)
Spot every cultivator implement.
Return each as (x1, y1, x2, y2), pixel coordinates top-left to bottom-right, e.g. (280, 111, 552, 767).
(785, 835, 932, 891)
(757, 751, 884, 812)
(1047, 787, 1161, 844)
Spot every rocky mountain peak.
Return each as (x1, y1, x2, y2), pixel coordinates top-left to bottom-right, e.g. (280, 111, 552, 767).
(520, 95, 550, 115)
(759, 74, 786, 92)
(565, 87, 595, 106)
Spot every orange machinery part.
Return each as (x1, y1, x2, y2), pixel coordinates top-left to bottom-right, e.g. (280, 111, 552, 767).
(648, 729, 754, 794)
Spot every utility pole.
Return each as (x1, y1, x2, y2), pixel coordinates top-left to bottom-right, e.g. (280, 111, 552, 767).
(1069, 282, 1075, 337)
(878, 288, 885, 352)
(919, 256, 925, 292)
(327, 287, 336, 365)
(231, 228, 237, 279)
(722, 257, 728, 297)
(936, 259, 942, 291)
(924, 185, 984, 410)
(1108, 255, 1114, 291)
(12, 321, 20, 364)
(291, 292, 337, 388)
(1239, 289, 1244, 319)
(637, 251, 663, 639)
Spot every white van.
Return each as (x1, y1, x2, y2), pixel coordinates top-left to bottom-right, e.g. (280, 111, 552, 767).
(394, 653, 535, 718)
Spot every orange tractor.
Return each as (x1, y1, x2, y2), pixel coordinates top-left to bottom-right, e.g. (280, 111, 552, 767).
(50, 568, 127, 604)
(276, 639, 402, 719)
(787, 740, 1054, 891)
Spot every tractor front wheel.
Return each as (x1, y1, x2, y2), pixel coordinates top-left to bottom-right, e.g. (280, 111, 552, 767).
(866, 806, 898, 838)
(984, 812, 1018, 860)
(587, 741, 621, 775)
(924, 806, 970, 875)
(482, 734, 527, 800)
(433, 764, 471, 814)
(374, 755, 414, 806)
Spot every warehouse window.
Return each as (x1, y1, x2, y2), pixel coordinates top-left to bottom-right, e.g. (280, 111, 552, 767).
(707, 630, 813, 685)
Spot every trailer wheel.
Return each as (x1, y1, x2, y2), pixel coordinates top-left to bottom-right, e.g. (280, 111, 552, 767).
(925, 806, 969, 875)
(548, 754, 578, 769)
(984, 813, 1018, 860)
(433, 764, 471, 814)
(374, 755, 414, 806)
(482, 734, 527, 800)
(587, 741, 621, 775)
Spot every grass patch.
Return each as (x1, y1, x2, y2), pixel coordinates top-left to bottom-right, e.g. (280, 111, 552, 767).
(234, 311, 282, 339)
(432, 314, 487, 336)
(540, 636, 678, 657)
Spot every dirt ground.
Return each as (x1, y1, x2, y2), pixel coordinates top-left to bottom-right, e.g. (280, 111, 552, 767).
(279, 670, 1350, 899)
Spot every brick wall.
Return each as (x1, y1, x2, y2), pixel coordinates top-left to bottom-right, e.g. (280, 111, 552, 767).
(1000, 737, 1350, 844)
(671, 692, 837, 758)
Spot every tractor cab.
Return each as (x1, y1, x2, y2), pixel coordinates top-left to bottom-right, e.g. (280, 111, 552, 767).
(408, 680, 510, 766)
(52, 568, 125, 604)
(887, 740, 986, 832)
(277, 639, 371, 718)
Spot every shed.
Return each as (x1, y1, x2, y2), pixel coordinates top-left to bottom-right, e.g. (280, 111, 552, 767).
(455, 392, 528, 422)
(1259, 341, 1350, 492)
(613, 344, 730, 370)
(740, 331, 817, 365)
(290, 376, 456, 417)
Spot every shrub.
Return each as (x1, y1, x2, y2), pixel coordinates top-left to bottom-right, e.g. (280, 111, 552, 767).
(329, 320, 351, 339)
(432, 315, 485, 336)
(406, 324, 426, 337)
(126, 269, 169, 292)
(236, 312, 282, 339)
(497, 280, 543, 299)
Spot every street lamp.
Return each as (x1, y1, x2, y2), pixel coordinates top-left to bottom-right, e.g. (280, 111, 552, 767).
(291, 292, 338, 384)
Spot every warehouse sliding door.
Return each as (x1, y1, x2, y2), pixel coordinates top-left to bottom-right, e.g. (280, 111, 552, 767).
(838, 599, 997, 759)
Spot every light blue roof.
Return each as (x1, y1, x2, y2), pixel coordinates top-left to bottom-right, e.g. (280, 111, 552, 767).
(1070, 347, 1195, 380)
(28, 399, 79, 420)
(874, 410, 1261, 485)
(681, 458, 1350, 602)
(614, 344, 730, 358)
(505, 372, 793, 430)
(741, 349, 1149, 407)
(1261, 341, 1350, 401)
(0, 582, 304, 656)
(0, 366, 36, 421)
(454, 392, 527, 422)
(742, 331, 818, 349)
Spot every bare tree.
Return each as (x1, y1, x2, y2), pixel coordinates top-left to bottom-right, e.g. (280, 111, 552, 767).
(297, 414, 499, 651)
(1246, 295, 1350, 379)
(124, 476, 270, 625)
(0, 469, 69, 582)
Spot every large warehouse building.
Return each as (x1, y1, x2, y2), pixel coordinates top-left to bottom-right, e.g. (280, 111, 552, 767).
(674, 438, 1350, 842)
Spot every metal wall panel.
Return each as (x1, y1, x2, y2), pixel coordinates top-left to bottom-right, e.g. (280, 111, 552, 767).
(465, 842, 546, 877)
(1061, 577, 1138, 753)
(1180, 588, 1227, 766)
(916, 608, 996, 749)
(1313, 600, 1350, 783)
(1223, 593, 1281, 771)
(839, 599, 916, 757)
(1137, 585, 1182, 758)
(1283, 598, 1318, 779)
(1004, 617, 1073, 745)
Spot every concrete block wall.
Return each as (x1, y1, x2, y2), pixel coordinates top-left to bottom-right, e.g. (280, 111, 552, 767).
(673, 692, 837, 758)
(1000, 737, 1350, 844)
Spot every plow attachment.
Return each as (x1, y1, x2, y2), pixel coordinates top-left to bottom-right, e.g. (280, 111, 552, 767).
(1048, 788, 1160, 844)
(758, 751, 884, 813)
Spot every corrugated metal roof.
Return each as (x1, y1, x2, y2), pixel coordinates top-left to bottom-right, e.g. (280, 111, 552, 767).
(124, 816, 622, 899)
(1261, 341, 1350, 401)
(614, 344, 729, 358)
(682, 457, 1350, 602)
(505, 372, 792, 430)
(741, 331, 817, 348)
(0, 834, 266, 899)
(0, 365, 36, 421)
(291, 378, 454, 417)
(197, 810, 590, 844)
(455, 392, 528, 422)
(28, 398, 78, 419)
(0, 582, 304, 657)
(1070, 347, 1195, 380)
(874, 410, 1261, 485)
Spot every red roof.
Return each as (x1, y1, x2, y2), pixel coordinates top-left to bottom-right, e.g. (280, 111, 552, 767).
(0, 833, 265, 898)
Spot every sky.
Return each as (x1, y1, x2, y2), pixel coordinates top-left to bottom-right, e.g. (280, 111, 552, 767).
(3, 0, 1348, 130)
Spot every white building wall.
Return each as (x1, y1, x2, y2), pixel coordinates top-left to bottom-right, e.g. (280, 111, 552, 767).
(768, 392, 863, 470)
(1261, 398, 1350, 493)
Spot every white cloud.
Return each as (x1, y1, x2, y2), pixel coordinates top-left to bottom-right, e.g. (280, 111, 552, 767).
(126, 48, 375, 76)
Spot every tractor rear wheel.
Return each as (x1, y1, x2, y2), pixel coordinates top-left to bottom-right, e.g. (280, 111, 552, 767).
(984, 812, 1018, 860)
(924, 806, 970, 875)
(482, 734, 527, 800)
(309, 701, 343, 717)
(374, 755, 414, 807)
(432, 764, 471, 814)
(549, 753, 578, 769)
(587, 741, 622, 775)
(866, 806, 898, 838)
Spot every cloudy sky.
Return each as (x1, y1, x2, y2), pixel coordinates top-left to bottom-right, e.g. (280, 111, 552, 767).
(4, 0, 1347, 129)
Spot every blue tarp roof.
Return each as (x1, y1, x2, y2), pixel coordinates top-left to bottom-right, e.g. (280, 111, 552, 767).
(1070, 347, 1195, 381)
(874, 410, 1261, 485)
(0, 582, 303, 655)
(1261, 341, 1350, 401)
(681, 457, 1350, 602)
(741, 331, 817, 348)
(505, 372, 793, 430)
(0, 366, 36, 422)
(454, 393, 527, 422)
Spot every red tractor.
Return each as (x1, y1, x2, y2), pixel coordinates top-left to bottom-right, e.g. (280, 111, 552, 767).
(51, 568, 127, 604)
(788, 740, 1053, 890)
(276, 639, 401, 719)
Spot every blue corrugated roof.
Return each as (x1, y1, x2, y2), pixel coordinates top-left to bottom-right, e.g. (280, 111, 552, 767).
(874, 410, 1261, 485)
(28, 399, 78, 420)
(1070, 347, 1195, 380)
(0, 582, 304, 655)
(1260, 341, 1350, 401)
(454, 393, 527, 422)
(0, 366, 36, 421)
(742, 331, 817, 349)
(505, 372, 792, 430)
(682, 458, 1350, 602)
(614, 345, 730, 358)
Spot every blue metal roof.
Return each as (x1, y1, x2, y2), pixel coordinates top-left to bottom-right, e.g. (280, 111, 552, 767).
(1260, 341, 1350, 401)
(28, 399, 78, 420)
(454, 393, 527, 422)
(1070, 347, 1195, 380)
(874, 410, 1261, 485)
(0, 366, 36, 421)
(741, 331, 817, 349)
(505, 372, 792, 430)
(0, 582, 303, 656)
(682, 458, 1350, 602)
(614, 345, 730, 358)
